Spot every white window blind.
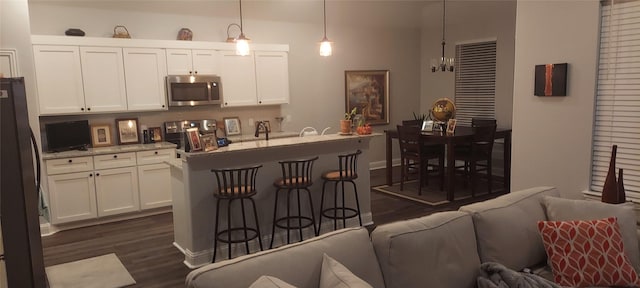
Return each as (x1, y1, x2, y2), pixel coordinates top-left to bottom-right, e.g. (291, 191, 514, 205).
(591, 0, 640, 196)
(454, 41, 497, 126)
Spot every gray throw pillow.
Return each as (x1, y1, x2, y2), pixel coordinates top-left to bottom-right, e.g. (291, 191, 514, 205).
(320, 253, 373, 288)
(542, 196, 640, 272)
(249, 275, 297, 288)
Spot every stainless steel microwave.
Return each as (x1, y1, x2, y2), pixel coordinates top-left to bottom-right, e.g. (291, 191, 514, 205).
(166, 75, 222, 107)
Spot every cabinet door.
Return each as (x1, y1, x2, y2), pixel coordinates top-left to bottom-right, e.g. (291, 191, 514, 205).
(33, 45, 85, 115)
(80, 47, 128, 112)
(138, 163, 172, 209)
(166, 49, 193, 75)
(48, 172, 97, 224)
(218, 50, 257, 107)
(123, 48, 168, 111)
(192, 50, 217, 75)
(95, 167, 140, 217)
(255, 51, 290, 105)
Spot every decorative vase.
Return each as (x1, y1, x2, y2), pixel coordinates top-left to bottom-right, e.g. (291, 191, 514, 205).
(340, 120, 352, 134)
(617, 168, 626, 203)
(602, 145, 621, 204)
(177, 28, 193, 41)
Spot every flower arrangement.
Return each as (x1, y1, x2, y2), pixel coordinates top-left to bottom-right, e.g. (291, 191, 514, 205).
(344, 107, 358, 120)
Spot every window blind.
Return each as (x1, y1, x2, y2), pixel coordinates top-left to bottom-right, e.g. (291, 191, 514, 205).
(591, 0, 640, 197)
(454, 41, 497, 126)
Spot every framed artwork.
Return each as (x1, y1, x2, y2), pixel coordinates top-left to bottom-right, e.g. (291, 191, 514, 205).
(534, 63, 568, 96)
(186, 128, 202, 152)
(150, 127, 163, 142)
(345, 70, 390, 125)
(421, 120, 434, 132)
(255, 120, 271, 133)
(200, 134, 218, 152)
(115, 118, 140, 145)
(224, 117, 241, 136)
(446, 118, 457, 135)
(90, 124, 113, 147)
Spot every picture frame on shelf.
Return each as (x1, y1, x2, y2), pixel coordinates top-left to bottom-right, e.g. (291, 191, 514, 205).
(186, 127, 202, 152)
(345, 70, 390, 125)
(90, 124, 113, 147)
(224, 117, 241, 136)
(255, 120, 271, 133)
(115, 118, 140, 145)
(446, 118, 457, 135)
(200, 134, 218, 152)
(150, 127, 163, 142)
(421, 120, 434, 132)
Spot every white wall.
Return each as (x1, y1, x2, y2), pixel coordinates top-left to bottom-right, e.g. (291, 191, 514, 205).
(511, 0, 599, 198)
(27, 1, 425, 166)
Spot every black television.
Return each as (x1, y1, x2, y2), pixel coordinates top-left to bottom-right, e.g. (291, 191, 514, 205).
(45, 120, 91, 152)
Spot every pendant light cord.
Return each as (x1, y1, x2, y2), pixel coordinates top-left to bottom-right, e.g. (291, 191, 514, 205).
(441, 0, 446, 61)
(323, 0, 327, 38)
(239, 0, 244, 34)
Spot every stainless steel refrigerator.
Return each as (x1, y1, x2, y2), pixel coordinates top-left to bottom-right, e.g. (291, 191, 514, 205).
(0, 77, 47, 287)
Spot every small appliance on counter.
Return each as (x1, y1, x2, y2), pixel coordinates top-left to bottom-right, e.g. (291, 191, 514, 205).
(165, 119, 218, 152)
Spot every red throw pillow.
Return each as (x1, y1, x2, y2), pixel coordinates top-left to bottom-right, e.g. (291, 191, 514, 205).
(537, 217, 640, 287)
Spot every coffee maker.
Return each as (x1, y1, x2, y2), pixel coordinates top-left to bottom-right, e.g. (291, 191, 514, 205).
(164, 119, 217, 151)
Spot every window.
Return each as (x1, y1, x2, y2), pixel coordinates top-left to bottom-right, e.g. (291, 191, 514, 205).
(591, 0, 640, 197)
(454, 40, 497, 126)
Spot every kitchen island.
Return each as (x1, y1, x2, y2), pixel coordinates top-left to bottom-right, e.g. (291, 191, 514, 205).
(169, 133, 380, 267)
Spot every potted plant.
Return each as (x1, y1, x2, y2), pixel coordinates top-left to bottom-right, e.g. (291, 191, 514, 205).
(356, 118, 372, 135)
(341, 107, 357, 134)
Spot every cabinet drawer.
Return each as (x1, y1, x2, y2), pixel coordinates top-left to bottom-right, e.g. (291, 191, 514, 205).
(46, 156, 94, 175)
(94, 152, 137, 169)
(136, 149, 176, 165)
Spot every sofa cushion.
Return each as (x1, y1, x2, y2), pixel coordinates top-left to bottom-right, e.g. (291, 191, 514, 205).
(371, 211, 480, 288)
(458, 186, 559, 271)
(320, 254, 373, 288)
(537, 217, 640, 287)
(542, 196, 640, 273)
(249, 276, 297, 288)
(186, 227, 385, 288)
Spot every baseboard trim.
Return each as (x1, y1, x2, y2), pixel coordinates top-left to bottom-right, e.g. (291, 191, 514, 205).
(370, 159, 400, 170)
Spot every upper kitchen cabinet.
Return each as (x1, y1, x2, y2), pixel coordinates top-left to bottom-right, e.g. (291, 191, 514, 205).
(166, 49, 217, 75)
(80, 47, 128, 112)
(255, 51, 290, 105)
(33, 45, 85, 115)
(123, 48, 168, 111)
(219, 50, 290, 107)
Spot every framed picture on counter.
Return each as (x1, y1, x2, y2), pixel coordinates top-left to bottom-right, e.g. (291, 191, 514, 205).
(345, 70, 390, 126)
(224, 117, 241, 136)
(186, 128, 202, 152)
(200, 134, 218, 152)
(116, 118, 140, 145)
(150, 127, 163, 142)
(90, 124, 113, 147)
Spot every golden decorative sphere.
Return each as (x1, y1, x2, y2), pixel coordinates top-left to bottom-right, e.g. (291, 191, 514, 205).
(431, 98, 456, 122)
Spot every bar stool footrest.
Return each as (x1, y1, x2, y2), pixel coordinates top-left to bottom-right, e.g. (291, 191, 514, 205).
(274, 216, 314, 230)
(216, 227, 260, 244)
(321, 207, 359, 220)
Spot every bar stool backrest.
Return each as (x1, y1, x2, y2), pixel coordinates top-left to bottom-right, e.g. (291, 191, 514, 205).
(211, 165, 262, 198)
(336, 150, 362, 180)
(277, 157, 319, 188)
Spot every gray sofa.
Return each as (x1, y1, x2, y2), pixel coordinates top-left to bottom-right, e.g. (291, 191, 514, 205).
(185, 186, 638, 288)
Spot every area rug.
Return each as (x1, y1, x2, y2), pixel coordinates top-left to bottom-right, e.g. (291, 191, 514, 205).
(372, 180, 490, 206)
(46, 253, 136, 288)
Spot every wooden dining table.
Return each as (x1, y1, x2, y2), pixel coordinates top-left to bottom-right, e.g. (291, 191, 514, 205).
(385, 126, 512, 201)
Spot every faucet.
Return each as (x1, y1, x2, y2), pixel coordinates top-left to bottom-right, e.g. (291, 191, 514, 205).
(254, 121, 269, 141)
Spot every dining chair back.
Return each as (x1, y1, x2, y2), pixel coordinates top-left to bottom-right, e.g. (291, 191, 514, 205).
(455, 124, 497, 196)
(397, 125, 444, 194)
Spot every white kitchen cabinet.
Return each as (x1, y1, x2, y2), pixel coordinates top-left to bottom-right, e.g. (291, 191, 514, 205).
(138, 163, 172, 209)
(255, 51, 290, 105)
(80, 47, 128, 112)
(123, 48, 168, 111)
(166, 49, 217, 75)
(48, 171, 97, 224)
(32, 45, 85, 115)
(218, 50, 258, 107)
(95, 166, 140, 217)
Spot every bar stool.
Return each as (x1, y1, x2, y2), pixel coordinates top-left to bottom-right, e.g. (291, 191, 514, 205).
(211, 165, 263, 262)
(269, 156, 319, 249)
(317, 150, 363, 235)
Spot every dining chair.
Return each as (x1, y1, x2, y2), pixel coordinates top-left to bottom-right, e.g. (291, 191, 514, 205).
(401, 119, 423, 127)
(455, 118, 497, 184)
(454, 124, 497, 196)
(397, 125, 444, 195)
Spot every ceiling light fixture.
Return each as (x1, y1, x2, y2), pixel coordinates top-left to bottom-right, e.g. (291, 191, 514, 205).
(319, 0, 332, 57)
(226, 23, 241, 43)
(431, 0, 454, 72)
(235, 0, 250, 56)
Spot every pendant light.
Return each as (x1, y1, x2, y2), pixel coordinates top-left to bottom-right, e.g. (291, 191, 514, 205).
(236, 0, 250, 56)
(319, 0, 332, 57)
(431, 0, 454, 72)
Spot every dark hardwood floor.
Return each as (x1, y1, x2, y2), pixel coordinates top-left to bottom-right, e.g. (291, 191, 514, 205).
(42, 167, 503, 287)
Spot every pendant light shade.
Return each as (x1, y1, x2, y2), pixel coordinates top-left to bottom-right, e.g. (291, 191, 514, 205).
(319, 0, 332, 57)
(431, 0, 454, 72)
(236, 0, 250, 56)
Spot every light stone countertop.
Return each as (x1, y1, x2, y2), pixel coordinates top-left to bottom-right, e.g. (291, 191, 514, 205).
(42, 142, 178, 160)
(181, 133, 381, 159)
(226, 131, 299, 143)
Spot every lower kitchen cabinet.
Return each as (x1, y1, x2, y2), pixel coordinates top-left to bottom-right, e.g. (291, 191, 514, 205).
(48, 171, 98, 224)
(95, 166, 140, 217)
(138, 163, 172, 209)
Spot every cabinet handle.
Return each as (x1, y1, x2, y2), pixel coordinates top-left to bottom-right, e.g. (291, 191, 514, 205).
(113, 155, 118, 159)
(194, 71, 198, 74)
(189, 71, 192, 75)
(225, 102, 228, 106)
(259, 101, 262, 104)
(162, 105, 165, 108)
(89, 173, 93, 177)
(87, 107, 91, 111)
(80, 108, 84, 111)
(68, 159, 73, 163)
(154, 151, 158, 155)
(96, 173, 100, 176)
